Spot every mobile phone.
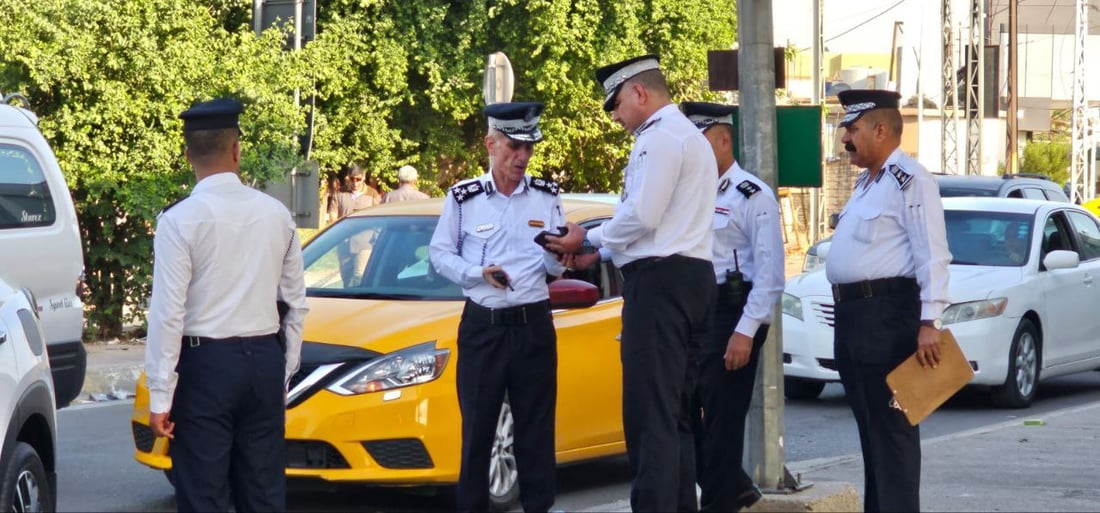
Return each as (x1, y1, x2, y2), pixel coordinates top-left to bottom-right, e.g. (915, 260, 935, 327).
(490, 269, 514, 291)
(534, 226, 568, 249)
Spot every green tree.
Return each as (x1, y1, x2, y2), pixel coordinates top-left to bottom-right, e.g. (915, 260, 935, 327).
(1020, 138, 1070, 185)
(0, 0, 305, 338)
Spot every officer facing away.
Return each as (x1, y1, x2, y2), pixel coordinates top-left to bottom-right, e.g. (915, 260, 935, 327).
(429, 102, 566, 513)
(144, 97, 309, 512)
(827, 89, 951, 512)
(681, 102, 784, 512)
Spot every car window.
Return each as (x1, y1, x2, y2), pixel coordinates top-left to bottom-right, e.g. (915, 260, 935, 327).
(1021, 188, 1046, 200)
(938, 186, 998, 198)
(302, 215, 463, 300)
(561, 217, 622, 300)
(1065, 211, 1100, 261)
(945, 210, 1033, 266)
(0, 144, 55, 229)
(1041, 212, 1075, 260)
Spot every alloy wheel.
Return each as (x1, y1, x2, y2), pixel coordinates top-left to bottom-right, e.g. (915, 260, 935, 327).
(13, 468, 41, 513)
(1014, 331, 1038, 399)
(488, 402, 518, 499)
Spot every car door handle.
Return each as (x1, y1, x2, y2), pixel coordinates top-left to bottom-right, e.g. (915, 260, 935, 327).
(615, 332, 622, 342)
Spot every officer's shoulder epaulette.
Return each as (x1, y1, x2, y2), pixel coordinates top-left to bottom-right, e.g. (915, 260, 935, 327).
(736, 180, 762, 198)
(633, 116, 661, 137)
(529, 177, 561, 196)
(450, 179, 485, 204)
(887, 164, 913, 191)
(159, 195, 189, 217)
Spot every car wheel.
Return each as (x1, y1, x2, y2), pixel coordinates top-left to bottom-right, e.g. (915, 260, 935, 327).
(488, 398, 520, 511)
(992, 319, 1040, 408)
(784, 377, 826, 400)
(0, 442, 53, 513)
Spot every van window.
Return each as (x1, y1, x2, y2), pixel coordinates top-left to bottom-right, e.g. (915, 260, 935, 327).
(0, 144, 55, 229)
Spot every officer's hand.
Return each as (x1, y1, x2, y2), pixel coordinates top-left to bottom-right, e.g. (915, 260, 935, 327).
(483, 265, 509, 289)
(149, 411, 175, 439)
(916, 326, 942, 368)
(570, 252, 601, 271)
(724, 332, 754, 371)
(544, 222, 586, 254)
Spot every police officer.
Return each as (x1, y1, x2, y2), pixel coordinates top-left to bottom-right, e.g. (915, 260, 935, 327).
(429, 102, 566, 513)
(144, 98, 309, 512)
(681, 102, 784, 512)
(827, 90, 951, 512)
(546, 55, 717, 512)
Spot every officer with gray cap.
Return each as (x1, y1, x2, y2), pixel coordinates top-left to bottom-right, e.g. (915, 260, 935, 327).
(546, 55, 718, 512)
(827, 89, 950, 512)
(145, 97, 308, 512)
(682, 101, 784, 512)
(430, 101, 566, 513)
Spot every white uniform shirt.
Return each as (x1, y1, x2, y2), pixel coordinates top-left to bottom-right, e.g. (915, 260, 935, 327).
(587, 104, 716, 266)
(429, 174, 567, 309)
(825, 148, 951, 320)
(145, 172, 309, 414)
(712, 163, 785, 337)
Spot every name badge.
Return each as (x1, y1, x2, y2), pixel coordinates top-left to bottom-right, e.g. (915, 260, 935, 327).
(528, 220, 545, 228)
(476, 223, 494, 233)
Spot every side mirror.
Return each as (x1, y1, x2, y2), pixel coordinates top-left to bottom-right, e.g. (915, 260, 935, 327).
(828, 213, 840, 230)
(549, 278, 600, 309)
(1043, 250, 1080, 270)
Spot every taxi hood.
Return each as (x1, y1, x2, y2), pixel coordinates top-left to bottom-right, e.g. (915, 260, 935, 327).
(302, 297, 464, 354)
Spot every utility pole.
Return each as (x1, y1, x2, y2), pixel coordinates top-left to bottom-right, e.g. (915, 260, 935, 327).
(738, 0, 802, 493)
(809, 0, 823, 243)
(1006, 0, 1018, 175)
(942, 0, 960, 175)
(965, 0, 984, 175)
(1071, 0, 1090, 203)
(888, 21, 904, 94)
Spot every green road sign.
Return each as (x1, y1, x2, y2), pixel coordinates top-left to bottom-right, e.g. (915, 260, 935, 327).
(729, 105, 823, 187)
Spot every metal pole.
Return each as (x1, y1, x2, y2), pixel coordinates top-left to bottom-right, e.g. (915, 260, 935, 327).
(1006, 0, 1018, 175)
(738, 0, 797, 492)
(809, 0, 823, 243)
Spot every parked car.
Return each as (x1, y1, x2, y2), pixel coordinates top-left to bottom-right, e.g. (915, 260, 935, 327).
(784, 198, 1100, 408)
(131, 196, 625, 509)
(801, 173, 1072, 273)
(0, 94, 86, 408)
(0, 276, 58, 512)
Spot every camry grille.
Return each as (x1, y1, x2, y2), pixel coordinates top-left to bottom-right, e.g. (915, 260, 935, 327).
(811, 301, 835, 327)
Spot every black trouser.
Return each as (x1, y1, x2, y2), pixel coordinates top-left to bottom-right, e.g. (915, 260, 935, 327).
(169, 333, 286, 513)
(833, 277, 921, 513)
(692, 289, 768, 512)
(456, 300, 557, 513)
(620, 255, 716, 513)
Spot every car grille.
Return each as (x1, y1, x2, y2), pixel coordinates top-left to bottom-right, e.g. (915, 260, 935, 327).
(288, 363, 321, 391)
(363, 439, 434, 469)
(818, 358, 838, 371)
(132, 421, 156, 452)
(811, 301, 835, 327)
(286, 440, 351, 469)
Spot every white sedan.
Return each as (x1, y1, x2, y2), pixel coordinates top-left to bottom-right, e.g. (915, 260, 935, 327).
(782, 197, 1100, 408)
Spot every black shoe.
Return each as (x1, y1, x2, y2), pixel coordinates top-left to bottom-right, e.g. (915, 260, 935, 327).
(734, 485, 763, 511)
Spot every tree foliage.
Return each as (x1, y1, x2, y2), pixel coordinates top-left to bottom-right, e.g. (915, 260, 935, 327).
(0, 0, 736, 337)
(1020, 138, 1070, 185)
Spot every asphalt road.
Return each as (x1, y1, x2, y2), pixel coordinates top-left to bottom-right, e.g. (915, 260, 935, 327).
(58, 371, 1100, 512)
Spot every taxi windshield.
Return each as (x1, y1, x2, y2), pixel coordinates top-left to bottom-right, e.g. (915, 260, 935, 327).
(302, 215, 463, 300)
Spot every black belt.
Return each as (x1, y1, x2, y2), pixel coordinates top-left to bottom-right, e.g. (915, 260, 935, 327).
(181, 333, 278, 349)
(831, 277, 917, 304)
(464, 299, 550, 326)
(620, 254, 698, 274)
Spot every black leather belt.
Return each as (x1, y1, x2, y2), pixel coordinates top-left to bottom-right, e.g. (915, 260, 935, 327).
(182, 333, 278, 349)
(831, 277, 917, 303)
(621, 254, 698, 274)
(465, 299, 550, 326)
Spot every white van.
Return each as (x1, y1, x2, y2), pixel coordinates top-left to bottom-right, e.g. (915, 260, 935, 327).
(0, 95, 86, 408)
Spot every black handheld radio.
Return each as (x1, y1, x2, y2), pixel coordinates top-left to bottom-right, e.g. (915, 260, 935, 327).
(724, 250, 749, 303)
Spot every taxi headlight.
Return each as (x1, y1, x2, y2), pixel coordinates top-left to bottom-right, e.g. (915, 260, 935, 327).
(942, 298, 1007, 325)
(327, 341, 450, 395)
(781, 293, 803, 321)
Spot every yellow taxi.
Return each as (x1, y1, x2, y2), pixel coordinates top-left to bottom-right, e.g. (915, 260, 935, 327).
(131, 196, 626, 509)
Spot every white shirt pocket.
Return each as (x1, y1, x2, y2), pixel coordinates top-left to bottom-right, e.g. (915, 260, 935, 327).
(853, 208, 881, 244)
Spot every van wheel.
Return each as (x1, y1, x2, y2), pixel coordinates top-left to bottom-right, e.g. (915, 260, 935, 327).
(488, 398, 520, 511)
(992, 319, 1040, 408)
(0, 442, 53, 513)
(784, 377, 826, 400)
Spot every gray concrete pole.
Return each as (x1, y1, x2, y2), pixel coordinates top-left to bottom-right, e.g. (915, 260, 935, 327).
(737, 0, 788, 491)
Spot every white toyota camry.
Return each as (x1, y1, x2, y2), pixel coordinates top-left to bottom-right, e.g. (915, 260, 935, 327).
(782, 197, 1100, 408)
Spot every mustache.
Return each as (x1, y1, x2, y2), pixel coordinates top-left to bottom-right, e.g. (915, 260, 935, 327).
(845, 142, 857, 152)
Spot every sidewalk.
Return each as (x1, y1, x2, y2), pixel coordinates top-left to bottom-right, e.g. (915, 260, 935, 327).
(78, 339, 144, 402)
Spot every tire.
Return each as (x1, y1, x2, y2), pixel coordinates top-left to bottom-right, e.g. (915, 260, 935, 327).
(488, 399, 520, 511)
(0, 442, 54, 513)
(992, 319, 1041, 408)
(784, 377, 826, 400)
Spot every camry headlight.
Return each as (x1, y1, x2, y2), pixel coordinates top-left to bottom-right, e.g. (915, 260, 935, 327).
(327, 341, 450, 395)
(802, 253, 826, 273)
(942, 298, 1007, 325)
(781, 293, 803, 320)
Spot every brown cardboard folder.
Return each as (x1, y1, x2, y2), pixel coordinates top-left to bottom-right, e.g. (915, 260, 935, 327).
(885, 329, 974, 426)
